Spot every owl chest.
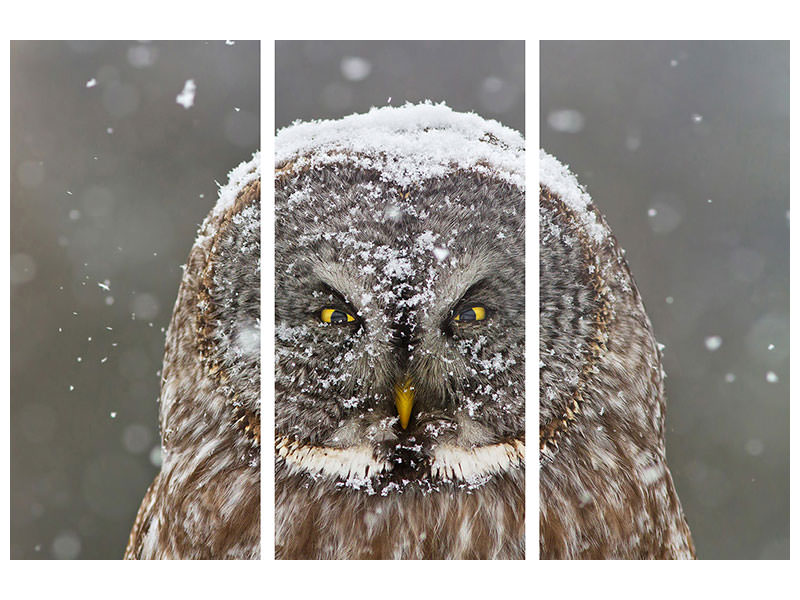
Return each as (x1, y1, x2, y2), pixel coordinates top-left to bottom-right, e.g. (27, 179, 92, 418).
(276, 471, 525, 559)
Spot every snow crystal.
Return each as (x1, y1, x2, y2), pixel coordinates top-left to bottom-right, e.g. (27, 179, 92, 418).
(483, 76, 504, 94)
(691, 113, 703, 123)
(10, 253, 36, 285)
(131, 293, 159, 320)
(546, 109, 585, 133)
(85, 78, 97, 88)
(127, 44, 158, 68)
(384, 205, 403, 221)
(52, 531, 81, 559)
(724, 373, 736, 383)
(539, 149, 607, 244)
(340, 56, 372, 81)
(415, 230, 438, 251)
(625, 133, 642, 151)
(647, 201, 682, 234)
(704, 336, 722, 351)
(432, 247, 450, 262)
(149, 445, 163, 467)
(122, 424, 151, 454)
(233, 319, 260, 359)
(176, 79, 196, 109)
(744, 439, 764, 456)
(766, 371, 778, 383)
(109, 411, 117, 419)
(276, 102, 524, 189)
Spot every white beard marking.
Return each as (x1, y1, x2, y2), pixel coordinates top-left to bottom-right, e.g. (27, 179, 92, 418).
(430, 439, 524, 483)
(277, 437, 392, 480)
(276, 435, 524, 485)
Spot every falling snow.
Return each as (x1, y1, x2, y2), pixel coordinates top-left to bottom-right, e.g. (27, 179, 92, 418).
(176, 79, 197, 109)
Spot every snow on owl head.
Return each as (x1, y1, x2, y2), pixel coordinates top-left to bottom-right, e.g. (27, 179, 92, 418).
(275, 103, 525, 559)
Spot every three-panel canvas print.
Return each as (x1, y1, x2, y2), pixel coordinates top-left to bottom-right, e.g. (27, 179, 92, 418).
(8, 40, 789, 561)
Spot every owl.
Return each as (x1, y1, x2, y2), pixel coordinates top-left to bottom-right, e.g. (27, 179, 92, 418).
(539, 149, 695, 559)
(275, 103, 525, 559)
(125, 154, 261, 559)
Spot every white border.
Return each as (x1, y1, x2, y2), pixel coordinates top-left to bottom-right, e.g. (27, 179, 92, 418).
(525, 38, 538, 561)
(1, 2, 797, 599)
(261, 36, 275, 566)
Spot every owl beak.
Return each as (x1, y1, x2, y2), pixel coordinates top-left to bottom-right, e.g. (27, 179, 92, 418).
(394, 378, 415, 429)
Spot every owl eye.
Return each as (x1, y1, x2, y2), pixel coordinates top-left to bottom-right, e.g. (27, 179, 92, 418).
(454, 306, 486, 322)
(320, 308, 356, 324)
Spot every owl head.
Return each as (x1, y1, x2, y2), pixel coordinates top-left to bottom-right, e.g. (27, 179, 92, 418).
(275, 104, 525, 494)
(160, 153, 261, 459)
(538, 148, 665, 458)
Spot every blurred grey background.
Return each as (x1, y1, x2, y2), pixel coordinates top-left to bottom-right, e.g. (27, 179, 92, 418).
(275, 40, 524, 133)
(10, 40, 260, 559)
(541, 41, 789, 559)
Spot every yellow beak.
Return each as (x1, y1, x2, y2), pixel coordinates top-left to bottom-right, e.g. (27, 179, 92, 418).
(394, 378, 415, 429)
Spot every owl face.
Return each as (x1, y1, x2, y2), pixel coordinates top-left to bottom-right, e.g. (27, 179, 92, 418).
(190, 177, 261, 449)
(202, 188, 261, 427)
(275, 105, 525, 494)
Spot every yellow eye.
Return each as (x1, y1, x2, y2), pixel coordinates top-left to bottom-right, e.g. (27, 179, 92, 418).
(320, 308, 356, 324)
(454, 306, 486, 322)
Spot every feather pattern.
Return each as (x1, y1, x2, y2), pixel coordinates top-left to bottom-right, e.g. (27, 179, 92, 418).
(539, 150, 694, 559)
(125, 155, 261, 560)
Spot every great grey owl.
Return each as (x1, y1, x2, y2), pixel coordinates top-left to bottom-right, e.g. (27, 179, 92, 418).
(125, 154, 261, 559)
(539, 149, 694, 559)
(275, 103, 525, 559)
